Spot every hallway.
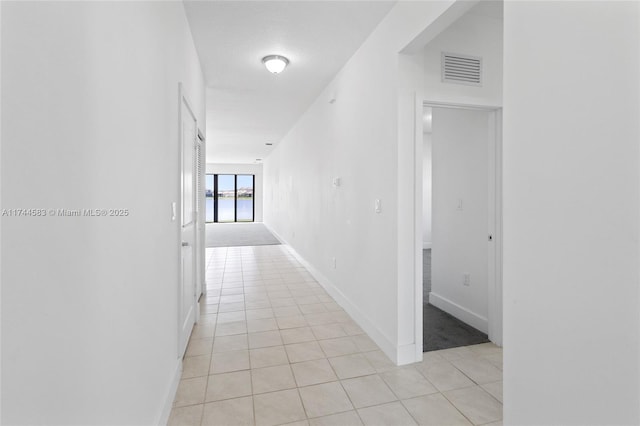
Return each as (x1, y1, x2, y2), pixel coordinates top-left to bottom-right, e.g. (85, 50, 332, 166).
(170, 246, 503, 426)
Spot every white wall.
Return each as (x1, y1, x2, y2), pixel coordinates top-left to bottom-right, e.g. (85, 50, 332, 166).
(1, 2, 205, 424)
(422, 132, 433, 248)
(206, 163, 264, 222)
(430, 107, 489, 332)
(503, 1, 640, 424)
(264, 1, 460, 364)
(423, 7, 503, 106)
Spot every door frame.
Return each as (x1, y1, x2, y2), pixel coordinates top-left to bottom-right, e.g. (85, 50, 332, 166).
(178, 83, 199, 358)
(417, 100, 503, 353)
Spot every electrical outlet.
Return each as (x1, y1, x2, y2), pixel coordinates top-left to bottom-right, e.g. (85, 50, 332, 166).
(463, 273, 471, 286)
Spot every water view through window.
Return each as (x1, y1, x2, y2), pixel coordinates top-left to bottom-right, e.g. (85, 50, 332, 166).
(205, 174, 254, 223)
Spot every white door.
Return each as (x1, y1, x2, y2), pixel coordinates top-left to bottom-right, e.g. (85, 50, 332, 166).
(179, 94, 197, 357)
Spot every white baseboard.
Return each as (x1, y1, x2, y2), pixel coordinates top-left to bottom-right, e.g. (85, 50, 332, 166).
(429, 292, 488, 334)
(157, 359, 183, 426)
(264, 224, 402, 365)
(423, 242, 432, 249)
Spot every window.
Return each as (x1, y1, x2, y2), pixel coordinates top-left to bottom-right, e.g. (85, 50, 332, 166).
(205, 174, 255, 223)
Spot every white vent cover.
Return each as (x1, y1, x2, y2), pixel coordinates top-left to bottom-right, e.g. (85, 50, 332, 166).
(441, 52, 482, 86)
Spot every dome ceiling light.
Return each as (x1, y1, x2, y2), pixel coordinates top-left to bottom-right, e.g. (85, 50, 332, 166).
(262, 55, 289, 74)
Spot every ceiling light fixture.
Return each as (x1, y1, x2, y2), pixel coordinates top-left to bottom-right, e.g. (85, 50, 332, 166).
(262, 55, 289, 74)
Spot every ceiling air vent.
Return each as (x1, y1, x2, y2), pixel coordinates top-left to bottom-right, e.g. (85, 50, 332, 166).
(441, 52, 482, 86)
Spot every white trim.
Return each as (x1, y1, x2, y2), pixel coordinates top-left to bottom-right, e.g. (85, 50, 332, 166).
(157, 360, 183, 426)
(264, 224, 400, 365)
(423, 242, 432, 249)
(429, 292, 488, 334)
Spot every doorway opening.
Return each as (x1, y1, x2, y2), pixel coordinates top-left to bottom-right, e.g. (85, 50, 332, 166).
(422, 103, 502, 352)
(206, 174, 255, 223)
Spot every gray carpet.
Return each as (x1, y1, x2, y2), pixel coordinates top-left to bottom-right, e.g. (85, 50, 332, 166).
(423, 249, 489, 352)
(206, 223, 281, 248)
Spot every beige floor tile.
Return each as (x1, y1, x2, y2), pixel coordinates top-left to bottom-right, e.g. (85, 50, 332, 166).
(252, 364, 297, 394)
(186, 338, 213, 357)
(482, 353, 503, 371)
(271, 298, 297, 307)
(273, 306, 302, 317)
(420, 351, 446, 363)
(402, 393, 472, 426)
(328, 354, 376, 379)
(450, 357, 503, 385)
(414, 361, 475, 392)
(205, 370, 252, 402)
(304, 312, 337, 326)
(340, 322, 365, 336)
(174, 376, 207, 407)
(468, 343, 502, 358)
(341, 375, 397, 408)
(380, 367, 438, 399)
(191, 324, 216, 339)
(299, 303, 328, 314)
(210, 349, 250, 374)
(201, 396, 254, 426)
(281, 326, 317, 344)
(357, 401, 417, 426)
(221, 287, 244, 295)
(282, 421, 310, 426)
(247, 318, 279, 333)
(246, 300, 271, 309)
(351, 335, 379, 352)
(250, 346, 289, 368)
(219, 302, 246, 313)
(182, 354, 211, 379)
(291, 359, 338, 387)
(311, 324, 347, 340)
(286, 341, 326, 363)
(308, 411, 363, 426)
(363, 351, 396, 373)
(217, 311, 246, 324)
(437, 346, 475, 361)
(249, 330, 283, 349)
(246, 308, 275, 320)
(444, 386, 502, 425)
(253, 389, 307, 426)
(220, 294, 245, 304)
(298, 381, 354, 418)
(296, 295, 321, 305)
(481, 381, 503, 403)
(215, 320, 247, 336)
(277, 315, 309, 329)
(168, 404, 203, 426)
(323, 302, 342, 312)
(213, 334, 248, 353)
(319, 337, 359, 357)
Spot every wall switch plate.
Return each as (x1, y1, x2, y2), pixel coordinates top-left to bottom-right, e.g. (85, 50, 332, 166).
(375, 199, 382, 213)
(457, 199, 463, 211)
(332, 257, 337, 269)
(463, 273, 471, 286)
(332, 177, 341, 187)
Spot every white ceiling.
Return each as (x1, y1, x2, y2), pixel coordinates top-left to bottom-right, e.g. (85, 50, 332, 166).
(183, 1, 396, 164)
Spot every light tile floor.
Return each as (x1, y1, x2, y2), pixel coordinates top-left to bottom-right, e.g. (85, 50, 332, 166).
(169, 245, 503, 426)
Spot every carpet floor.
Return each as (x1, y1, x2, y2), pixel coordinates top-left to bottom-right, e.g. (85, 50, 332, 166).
(423, 249, 489, 352)
(206, 222, 281, 248)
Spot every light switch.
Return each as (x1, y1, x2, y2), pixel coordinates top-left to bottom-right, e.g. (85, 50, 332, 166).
(332, 177, 341, 187)
(375, 199, 382, 213)
(457, 199, 463, 211)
